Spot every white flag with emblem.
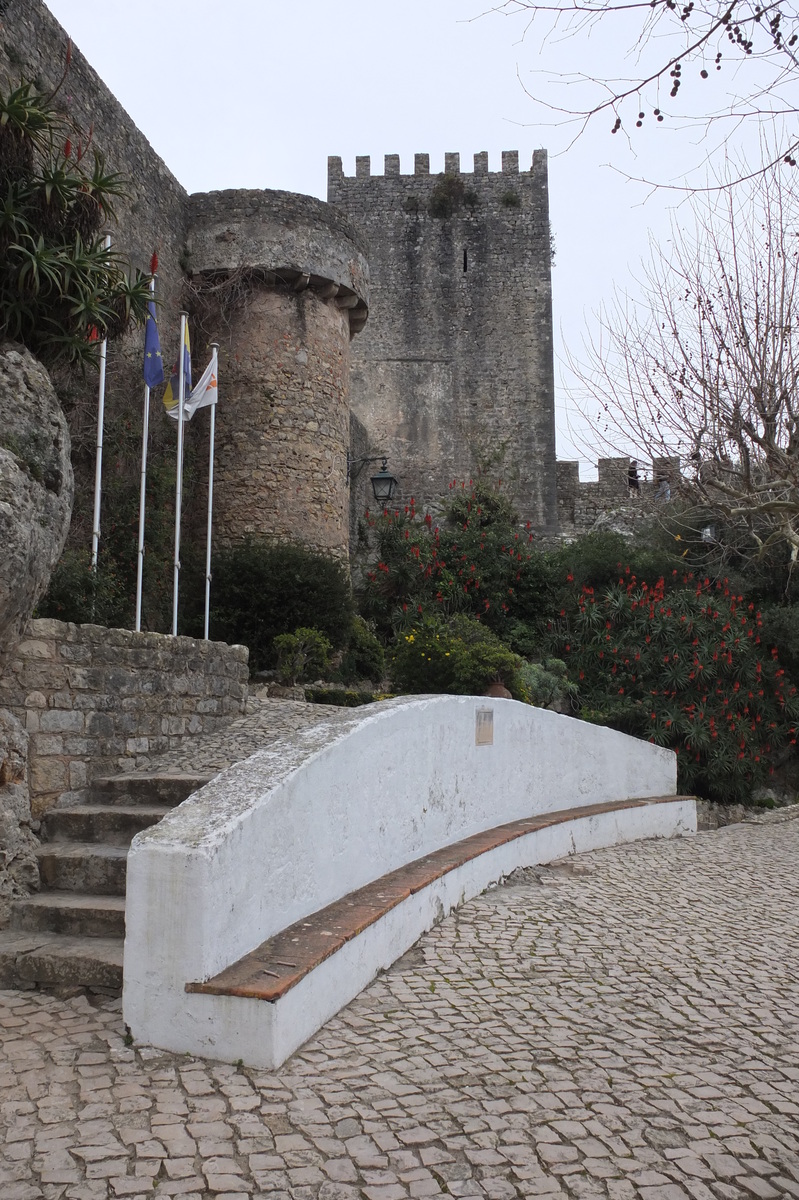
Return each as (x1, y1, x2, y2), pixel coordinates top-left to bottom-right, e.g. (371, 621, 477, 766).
(167, 346, 218, 421)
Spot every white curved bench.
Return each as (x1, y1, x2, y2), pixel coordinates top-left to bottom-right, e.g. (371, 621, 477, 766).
(123, 696, 695, 1068)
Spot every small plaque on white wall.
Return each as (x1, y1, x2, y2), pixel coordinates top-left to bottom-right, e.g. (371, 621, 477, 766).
(475, 707, 494, 746)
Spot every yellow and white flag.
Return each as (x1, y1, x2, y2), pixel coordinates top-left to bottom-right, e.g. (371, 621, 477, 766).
(163, 323, 191, 415)
(166, 347, 218, 421)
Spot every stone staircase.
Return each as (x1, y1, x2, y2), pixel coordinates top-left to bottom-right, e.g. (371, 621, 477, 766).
(0, 774, 206, 993)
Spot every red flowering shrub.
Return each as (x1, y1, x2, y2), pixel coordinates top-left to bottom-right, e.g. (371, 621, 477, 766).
(556, 569, 799, 803)
(359, 481, 555, 644)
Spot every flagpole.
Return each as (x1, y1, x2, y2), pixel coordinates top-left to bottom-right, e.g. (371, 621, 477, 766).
(134, 273, 157, 633)
(203, 344, 219, 641)
(90, 233, 112, 573)
(172, 311, 188, 637)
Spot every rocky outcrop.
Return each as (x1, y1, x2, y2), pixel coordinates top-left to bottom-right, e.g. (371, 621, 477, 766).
(0, 709, 39, 929)
(0, 344, 73, 925)
(0, 343, 73, 672)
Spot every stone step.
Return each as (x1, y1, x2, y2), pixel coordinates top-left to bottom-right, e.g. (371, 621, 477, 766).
(11, 892, 126, 938)
(0, 930, 123, 990)
(90, 773, 209, 808)
(36, 842, 128, 895)
(42, 805, 172, 846)
(0, 772, 211, 994)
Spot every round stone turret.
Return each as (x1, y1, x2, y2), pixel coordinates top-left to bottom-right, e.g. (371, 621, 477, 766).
(187, 190, 369, 560)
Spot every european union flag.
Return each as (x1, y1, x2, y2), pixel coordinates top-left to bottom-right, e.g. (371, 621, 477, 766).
(143, 299, 165, 389)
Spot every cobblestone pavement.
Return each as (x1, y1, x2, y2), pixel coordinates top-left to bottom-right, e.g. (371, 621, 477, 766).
(132, 700, 350, 778)
(2, 814, 799, 1200)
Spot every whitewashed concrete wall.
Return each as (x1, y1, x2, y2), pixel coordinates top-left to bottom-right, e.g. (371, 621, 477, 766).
(124, 696, 690, 1066)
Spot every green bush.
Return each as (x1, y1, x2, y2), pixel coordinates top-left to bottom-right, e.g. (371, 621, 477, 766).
(549, 531, 682, 594)
(390, 615, 525, 699)
(273, 627, 332, 685)
(181, 539, 353, 672)
(759, 605, 799, 683)
(503, 619, 546, 659)
(338, 616, 385, 684)
(518, 658, 577, 710)
(35, 548, 128, 628)
(555, 570, 799, 803)
(305, 687, 378, 707)
(445, 481, 518, 529)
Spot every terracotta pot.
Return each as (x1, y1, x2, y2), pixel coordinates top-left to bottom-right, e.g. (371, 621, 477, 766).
(483, 681, 513, 700)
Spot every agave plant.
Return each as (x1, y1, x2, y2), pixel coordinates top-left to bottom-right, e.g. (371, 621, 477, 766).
(0, 82, 54, 185)
(101, 270, 152, 340)
(30, 161, 82, 237)
(0, 78, 148, 368)
(0, 181, 31, 253)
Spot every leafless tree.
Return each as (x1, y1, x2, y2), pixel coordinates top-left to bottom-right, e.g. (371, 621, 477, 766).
(485, 0, 799, 181)
(569, 172, 799, 558)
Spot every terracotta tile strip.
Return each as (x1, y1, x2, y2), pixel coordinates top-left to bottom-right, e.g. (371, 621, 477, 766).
(186, 795, 692, 1003)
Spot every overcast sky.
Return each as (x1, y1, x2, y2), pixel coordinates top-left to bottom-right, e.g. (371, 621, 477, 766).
(42, 0, 773, 475)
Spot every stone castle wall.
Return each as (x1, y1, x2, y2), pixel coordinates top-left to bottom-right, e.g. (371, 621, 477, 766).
(329, 151, 557, 531)
(0, 620, 248, 816)
(1, 2, 566, 568)
(0, 0, 190, 575)
(557, 456, 682, 535)
(210, 286, 352, 557)
(0, 1, 371, 575)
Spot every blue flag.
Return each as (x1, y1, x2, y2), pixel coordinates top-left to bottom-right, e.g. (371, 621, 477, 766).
(142, 299, 165, 389)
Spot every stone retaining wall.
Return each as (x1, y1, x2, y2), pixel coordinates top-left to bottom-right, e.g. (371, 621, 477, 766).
(0, 620, 248, 817)
(124, 695, 687, 1067)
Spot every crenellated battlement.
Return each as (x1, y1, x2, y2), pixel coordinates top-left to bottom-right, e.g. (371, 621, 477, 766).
(328, 149, 546, 187)
(557, 456, 682, 535)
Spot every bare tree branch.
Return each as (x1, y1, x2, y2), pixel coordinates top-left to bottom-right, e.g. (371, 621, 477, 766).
(567, 171, 799, 554)
(483, 0, 799, 181)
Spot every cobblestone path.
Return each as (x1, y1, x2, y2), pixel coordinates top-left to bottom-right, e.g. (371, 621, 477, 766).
(2, 813, 798, 1200)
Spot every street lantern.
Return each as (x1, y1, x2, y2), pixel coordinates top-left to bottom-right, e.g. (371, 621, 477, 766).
(346, 451, 400, 503)
(369, 458, 399, 503)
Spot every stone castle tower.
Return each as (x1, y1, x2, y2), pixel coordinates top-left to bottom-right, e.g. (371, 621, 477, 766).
(329, 151, 558, 531)
(186, 190, 368, 560)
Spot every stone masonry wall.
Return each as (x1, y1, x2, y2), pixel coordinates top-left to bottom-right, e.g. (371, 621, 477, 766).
(0, 0, 191, 575)
(0, 4, 372, 584)
(557, 456, 682, 535)
(186, 190, 370, 560)
(186, 189, 369, 319)
(329, 151, 557, 531)
(0, 620, 248, 817)
(212, 285, 352, 557)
